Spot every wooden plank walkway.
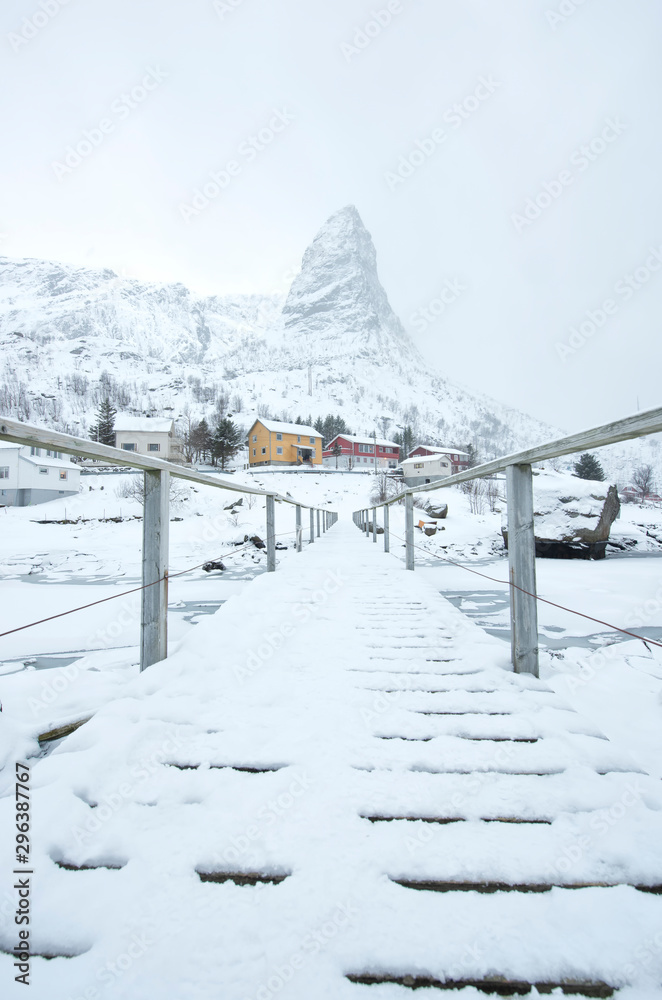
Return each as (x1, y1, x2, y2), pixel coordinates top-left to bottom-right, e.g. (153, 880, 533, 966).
(1, 519, 662, 999)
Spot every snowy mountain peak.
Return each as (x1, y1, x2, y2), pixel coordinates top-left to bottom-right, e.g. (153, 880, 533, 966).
(281, 206, 412, 357)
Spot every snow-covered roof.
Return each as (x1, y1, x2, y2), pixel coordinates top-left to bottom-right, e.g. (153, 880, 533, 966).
(410, 445, 469, 457)
(252, 418, 320, 438)
(21, 453, 75, 470)
(114, 416, 174, 433)
(401, 453, 453, 467)
(326, 434, 399, 448)
(0, 441, 20, 450)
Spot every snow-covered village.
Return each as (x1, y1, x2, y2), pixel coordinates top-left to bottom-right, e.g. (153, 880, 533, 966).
(1, 2, 662, 998)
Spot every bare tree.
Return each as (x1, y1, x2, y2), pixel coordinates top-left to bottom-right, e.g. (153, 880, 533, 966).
(115, 476, 191, 506)
(370, 472, 400, 505)
(632, 464, 655, 500)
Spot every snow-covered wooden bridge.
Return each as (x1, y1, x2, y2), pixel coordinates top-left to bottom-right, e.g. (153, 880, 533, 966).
(4, 518, 662, 999)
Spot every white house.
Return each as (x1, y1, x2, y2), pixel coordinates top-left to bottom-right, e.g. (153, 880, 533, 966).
(400, 452, 454, 487)
(0, 443, 80, 506)
(114, 416, 182, 461)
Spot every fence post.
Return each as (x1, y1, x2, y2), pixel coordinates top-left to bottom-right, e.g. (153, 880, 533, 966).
(266, 495, 276, 572)
(405, 492, 415, 571)
(365, 511, 370, 537)
(506, 463, 539, 676)
(310, 507, 315, 543)
(296, 504, 302, 552)
(141, 470, 169, 670)
(372, 508, 377, 542)
(317, 509, 321, 537)
(383, 503, 390, 553)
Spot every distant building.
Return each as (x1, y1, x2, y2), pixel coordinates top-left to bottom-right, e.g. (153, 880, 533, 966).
(400, 452, 454, 487)
(0, 443, 80, 506)
(247, 419, 322, 467)
(114, 416, 181, 461)
(408, 445, 471, 475)
(323, 435, 400, 470)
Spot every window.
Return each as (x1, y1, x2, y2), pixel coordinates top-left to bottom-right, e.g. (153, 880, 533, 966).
(30, 447, 40, 456)
(148, 443, 160, 452)
(297, 436, 301, 443)
(261, 447, 266, 455)
(276, 446, 283, 455)
(39, 467, 48, 475)
(378, 446, 383, 453)
(358, 444, 374, 454)
(252, 449, 256, 456)
(122, 443, 136, 451)
(276, 433, 282, 441)
(309, 437, 315, 445)
(59, 470, 68, 481)
(252, 435, 257, 443)
(0, 467, 8, 479)
(414, 462, 424, 469)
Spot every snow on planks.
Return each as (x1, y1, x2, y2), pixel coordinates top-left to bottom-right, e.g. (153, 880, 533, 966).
(0, 520, 661, 999)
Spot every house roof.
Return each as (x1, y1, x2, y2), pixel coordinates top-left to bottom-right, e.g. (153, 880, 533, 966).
(401, 453, 453, 467)
(114, 416, 174, 433)
(325, 434, 400, 449)
(21, 454, 76, 470)
(251, 418, 320, 438)
(409, 445, 469, 457)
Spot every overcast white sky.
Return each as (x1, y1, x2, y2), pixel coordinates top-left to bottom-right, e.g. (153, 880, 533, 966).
(2, 0, 661, 431)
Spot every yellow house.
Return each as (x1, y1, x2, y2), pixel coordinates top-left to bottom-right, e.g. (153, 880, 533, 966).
(247, 418, 323, 467)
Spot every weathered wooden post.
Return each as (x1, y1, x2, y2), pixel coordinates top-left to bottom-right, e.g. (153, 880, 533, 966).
(365, 510, 370, 537)
(317, 509, 321, 537)
(266, 494, 276, 572)
(296, 504, 302, 552)
(383, 503, 390, 553)
(310, 507, 315, 543)
(405, 492, 415, 571)
(372, 508, 377, 542)
(506, 464, 539, 676)
(141, 470, 169, 670)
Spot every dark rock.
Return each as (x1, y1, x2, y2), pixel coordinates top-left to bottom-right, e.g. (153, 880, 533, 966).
(250, 535, 265, 549)
(203, 560, 226, 572)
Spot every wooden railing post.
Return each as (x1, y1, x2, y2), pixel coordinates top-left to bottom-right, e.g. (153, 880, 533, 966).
(266, 495, 276, 572)
(310, 507, 315, 543)
(372, 508, 377, 542)
(506, 464, 539, 676)
(296, 504, 302, 552)
(317, 509, 321, 537)
(383, 503, 390, 553)
(141, 470, 169, 670)
(405, 492, 415, 571)
(365, 511, 370, 537)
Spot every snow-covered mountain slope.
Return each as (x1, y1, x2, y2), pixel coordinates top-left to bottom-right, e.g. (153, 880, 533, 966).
(0, 205, 596, 461)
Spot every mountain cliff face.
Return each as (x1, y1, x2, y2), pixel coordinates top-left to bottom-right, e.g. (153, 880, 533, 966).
(0, 206, 562, 458)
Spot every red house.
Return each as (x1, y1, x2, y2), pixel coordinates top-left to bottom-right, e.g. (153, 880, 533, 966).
(323, 435, 400, 470)
(408, 445, 471, 475)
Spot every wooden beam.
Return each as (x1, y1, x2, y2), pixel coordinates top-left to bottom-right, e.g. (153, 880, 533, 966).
(141, 470, 169, 671)
(296, 505, 302, 552)
(506, 464, 539, 676)
(266, 495, 276, 572)
(405, 493, 415, 571)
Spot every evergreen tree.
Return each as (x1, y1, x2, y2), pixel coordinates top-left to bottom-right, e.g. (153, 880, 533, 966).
(463, 443, 478, 468)
(212, 417, 242, 469)
(190, 418, 213, 463)
(573, 452, 605, 481)
(91, 397, 116, 446)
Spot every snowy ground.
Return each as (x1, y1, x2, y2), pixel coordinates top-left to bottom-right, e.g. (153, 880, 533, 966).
(1, 470, 662, 997)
